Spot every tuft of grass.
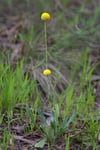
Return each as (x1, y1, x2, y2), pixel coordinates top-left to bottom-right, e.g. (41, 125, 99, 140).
(0, 60, 35, 114)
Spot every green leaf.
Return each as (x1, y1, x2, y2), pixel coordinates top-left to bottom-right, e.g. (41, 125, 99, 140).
(35, 138, 46, 148)
(63, 110, 76, 129)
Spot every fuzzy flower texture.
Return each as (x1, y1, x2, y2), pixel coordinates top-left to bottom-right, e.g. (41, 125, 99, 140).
(43, 69, 51, 76)
(41, 12, 51, 21)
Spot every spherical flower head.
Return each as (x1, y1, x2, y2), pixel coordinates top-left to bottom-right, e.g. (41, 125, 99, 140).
(43, 69, 51, 76)
(41, 12, 51, 21)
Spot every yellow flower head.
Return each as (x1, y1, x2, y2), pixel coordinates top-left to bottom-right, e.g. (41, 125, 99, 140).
(43, 69, 51, 76)
(41, 12, 51, 21)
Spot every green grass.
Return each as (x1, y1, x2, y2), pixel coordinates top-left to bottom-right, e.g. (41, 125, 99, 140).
(0, 0, 100, 149)
(0, 51, 99, 149)
(0, 61, 35, 113)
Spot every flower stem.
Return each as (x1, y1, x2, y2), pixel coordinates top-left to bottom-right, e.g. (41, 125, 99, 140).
(44, 21, 48, 69)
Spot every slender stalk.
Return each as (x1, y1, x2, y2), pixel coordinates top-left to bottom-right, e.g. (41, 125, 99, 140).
(47, 76, 51, 100)
(44, 21, 48, 69)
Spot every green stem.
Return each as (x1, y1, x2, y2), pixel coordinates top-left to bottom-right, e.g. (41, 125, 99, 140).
(47, 76, 50, 100)
(44, 21, 48, 69)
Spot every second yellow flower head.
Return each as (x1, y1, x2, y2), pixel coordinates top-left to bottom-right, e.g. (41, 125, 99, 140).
(41, 12, 51, 21)
(43, 69, 51, 76)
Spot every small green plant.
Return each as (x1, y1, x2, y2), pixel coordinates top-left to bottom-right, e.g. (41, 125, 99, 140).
(87, 118, 100, 149)
(38, 87, 76, 148)
(0, 129, 13, 150)
(26, 97, 40, 129)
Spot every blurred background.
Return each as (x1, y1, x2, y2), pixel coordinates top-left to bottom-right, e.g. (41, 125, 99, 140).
(0, 0, 100, 82)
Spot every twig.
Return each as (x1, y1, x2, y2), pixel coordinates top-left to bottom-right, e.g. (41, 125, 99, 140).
(14, 135, 36, 145)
